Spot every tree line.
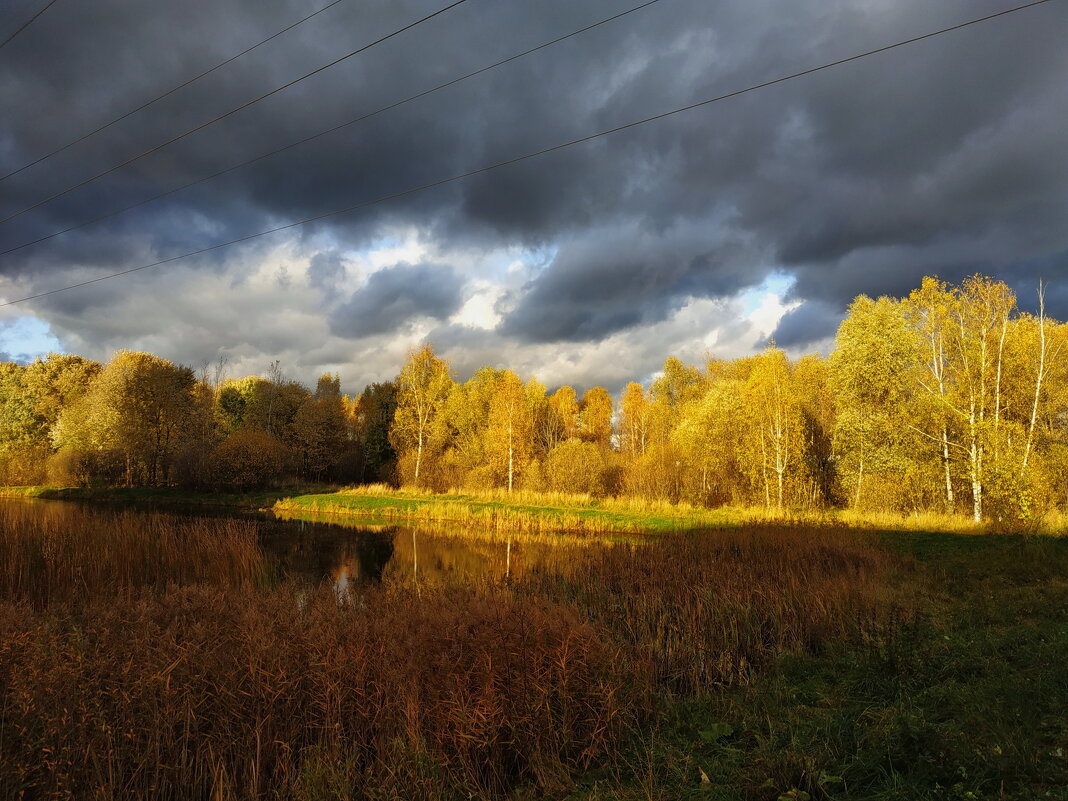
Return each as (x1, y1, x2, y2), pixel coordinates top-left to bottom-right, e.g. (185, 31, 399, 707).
(0, 274, 1064, 522)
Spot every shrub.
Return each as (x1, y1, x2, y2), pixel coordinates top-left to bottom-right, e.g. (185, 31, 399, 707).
(208, 429, 288, 491)
(0, 444, 50, 486)
(544, 441, 608, 495)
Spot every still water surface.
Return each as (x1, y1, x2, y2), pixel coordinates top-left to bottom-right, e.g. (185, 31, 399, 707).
(0, 497, 586, 593)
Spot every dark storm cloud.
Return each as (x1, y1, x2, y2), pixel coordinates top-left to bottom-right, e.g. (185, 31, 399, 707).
(307, 251, 347, 291)
(501, 220, 762, 342)
(0, 0, 1064, 367)
(330, 262, 464, 338)
(767, 299, 842, 349)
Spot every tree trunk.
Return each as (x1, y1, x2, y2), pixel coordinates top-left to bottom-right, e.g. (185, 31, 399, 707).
(776, 466, 784, 512)
(1022, 282, 1047, 474)
(854, 457, 864, 510)
(941, 426, 954, 513)
(414, 430, 423, 486)
(507, 410, 514, 493)
(969, 411, 983, 523)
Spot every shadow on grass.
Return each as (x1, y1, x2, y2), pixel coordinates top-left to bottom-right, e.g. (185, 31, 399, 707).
(571, 532, 1068, 801)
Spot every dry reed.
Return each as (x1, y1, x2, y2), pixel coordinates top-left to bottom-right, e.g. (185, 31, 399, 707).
(0, 503, 265, 607)
(0, 508, 904, 799)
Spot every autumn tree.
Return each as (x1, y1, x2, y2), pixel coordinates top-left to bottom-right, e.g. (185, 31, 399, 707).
(548, 386, 579, 442)
(485, 370, 532, 492)
(578, 386, 613, 448)
(830, 295, 918, 510)
(292, 373, 348, 481)
(742, 346, 803, 511)
(619, 382, 649, 457)
(671, 378, 744, 504)
(544, 440, 607, 495)
(53, 351, 199, 486)
(0, 354, 101, 483)
(648, 356, 703, 449)
(441, 367, 505, 488)
(949, 276, 1017, 520)
(904, 277, 961, 513)
(390, 344, 453, 487)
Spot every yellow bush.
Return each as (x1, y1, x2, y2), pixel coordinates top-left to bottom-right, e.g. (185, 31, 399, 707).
(544, 441, 607, 496)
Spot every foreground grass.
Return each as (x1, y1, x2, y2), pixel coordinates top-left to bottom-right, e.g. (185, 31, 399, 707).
(573, 533, 1068, 800)
(1, 497, 1065, 799)
(0, 509, 893, 800)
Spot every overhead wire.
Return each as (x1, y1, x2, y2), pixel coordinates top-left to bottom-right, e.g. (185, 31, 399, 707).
(0, 0, 1054, 307)
(0, 0, 471, 226)
(0, 0, 346, 183)
(0, 0, 664, 260)
(0, 0, 60, 52)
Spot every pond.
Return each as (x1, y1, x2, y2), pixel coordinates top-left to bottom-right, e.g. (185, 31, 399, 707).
(0, 496, 589, 597)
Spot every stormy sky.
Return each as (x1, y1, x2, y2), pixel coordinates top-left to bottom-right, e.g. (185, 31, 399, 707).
(0, 0, 1065, 393)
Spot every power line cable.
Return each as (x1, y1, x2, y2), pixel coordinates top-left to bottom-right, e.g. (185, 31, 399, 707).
(0, 0, 471, 226)
(0, 0, 59, 52)
(0, 0, 1054, 307)
(0, 0, 664, 260)
(0, 0, 345, 183)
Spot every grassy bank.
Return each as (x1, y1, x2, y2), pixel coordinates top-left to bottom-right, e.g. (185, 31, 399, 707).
(4, 483, 1066, 536)
(274, 485, 1068, 536)
(273, 486, 732, 534)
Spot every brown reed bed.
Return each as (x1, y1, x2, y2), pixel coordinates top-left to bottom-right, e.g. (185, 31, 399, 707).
(0, 509, 906, 800)
(0, 585, 637, 800)
(518, 526, 903, 692)
(0, 502, 266, 607)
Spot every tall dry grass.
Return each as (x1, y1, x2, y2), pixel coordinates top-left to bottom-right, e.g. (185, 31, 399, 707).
(521, 526, 901, 692)
(0, 584, 634, 800)
(0, 508, 904, 799)
(0, 503, 265, 606)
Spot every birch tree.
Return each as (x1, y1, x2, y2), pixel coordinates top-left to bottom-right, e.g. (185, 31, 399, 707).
(486, 370, 532, 492)
(905, 277, 961, 513)
(743, 347, 803, 511)
(390, 344, 453, 487)
(619, 381, 649, 457)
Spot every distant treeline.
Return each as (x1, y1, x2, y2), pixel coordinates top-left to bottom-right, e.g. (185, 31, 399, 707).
(0, 274, 1065, 522)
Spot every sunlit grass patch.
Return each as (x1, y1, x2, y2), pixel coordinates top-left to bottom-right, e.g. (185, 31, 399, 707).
(277, 487, 1068, 536)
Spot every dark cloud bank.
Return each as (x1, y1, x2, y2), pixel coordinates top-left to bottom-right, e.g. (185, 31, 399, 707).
(0, 0, 1065, 388)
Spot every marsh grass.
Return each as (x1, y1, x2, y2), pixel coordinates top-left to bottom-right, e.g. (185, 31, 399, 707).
(0, 509, 900, 800)
(0, 584, 636, 800)
(0, 503, 266, 606)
